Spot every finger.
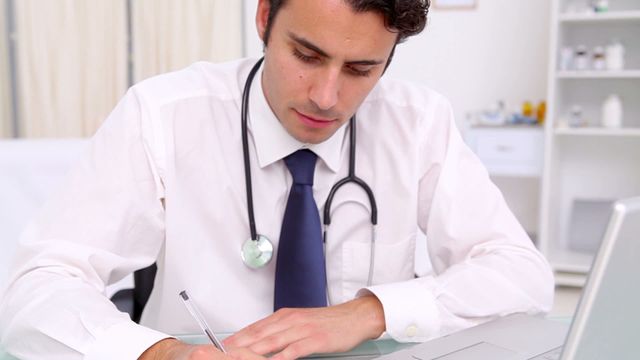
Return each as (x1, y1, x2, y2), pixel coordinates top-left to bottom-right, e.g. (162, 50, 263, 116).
(246, 323, 314, 355)
(227, 347, 267, 360)
(225, 309, 297, 348)
(225, 319, 286, 348)
(269, 336, 327, 360)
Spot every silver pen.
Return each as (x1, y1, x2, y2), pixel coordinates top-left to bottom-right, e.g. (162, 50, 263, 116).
(179, 290, 227, 353)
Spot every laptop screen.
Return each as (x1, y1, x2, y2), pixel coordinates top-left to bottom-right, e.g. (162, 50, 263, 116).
(562, 198, 640, 360)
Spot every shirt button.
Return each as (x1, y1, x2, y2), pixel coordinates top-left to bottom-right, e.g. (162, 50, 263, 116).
(405, 325, 418, 338)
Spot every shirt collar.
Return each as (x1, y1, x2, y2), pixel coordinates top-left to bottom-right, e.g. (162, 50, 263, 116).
(248, 62, 346, 172)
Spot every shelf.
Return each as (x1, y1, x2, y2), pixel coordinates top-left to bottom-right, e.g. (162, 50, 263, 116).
(557, 70, 640, 79)
(555, 127, 640, 137)
(559, 10, 640, 23)
(548, 248, 593, 274)
(554, 271, 588, 287)
(469, 125, 543, 130)
(540, 2, 640, 288)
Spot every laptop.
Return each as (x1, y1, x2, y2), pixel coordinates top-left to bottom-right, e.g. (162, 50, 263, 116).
(377, 196, 640, 360)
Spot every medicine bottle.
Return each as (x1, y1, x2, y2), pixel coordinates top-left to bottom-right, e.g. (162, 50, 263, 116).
(601, 95, 623, 129)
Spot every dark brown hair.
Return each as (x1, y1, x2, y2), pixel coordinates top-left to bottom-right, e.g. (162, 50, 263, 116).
(262, 0, 430, 67)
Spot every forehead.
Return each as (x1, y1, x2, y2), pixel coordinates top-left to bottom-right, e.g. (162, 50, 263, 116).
(273, 0, 397, 58)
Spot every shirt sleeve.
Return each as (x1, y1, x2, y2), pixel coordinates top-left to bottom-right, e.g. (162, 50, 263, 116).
(362, 95, 554, 343)
(0, 88, 171, 359)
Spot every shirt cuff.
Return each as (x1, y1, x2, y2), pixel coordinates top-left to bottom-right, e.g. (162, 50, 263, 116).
(357, 277, 440, 343)
(84, 322, 171, 360)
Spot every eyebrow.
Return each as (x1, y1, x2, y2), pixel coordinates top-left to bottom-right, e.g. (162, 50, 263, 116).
(287, 32, 385, 66)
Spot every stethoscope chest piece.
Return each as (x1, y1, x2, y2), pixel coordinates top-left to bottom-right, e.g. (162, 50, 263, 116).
(241, 235, 273, 269)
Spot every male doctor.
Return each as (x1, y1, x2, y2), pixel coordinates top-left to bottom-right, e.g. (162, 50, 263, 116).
(0, 0, 554, 359)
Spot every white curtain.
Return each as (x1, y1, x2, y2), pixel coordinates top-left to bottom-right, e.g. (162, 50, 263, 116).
(0, 0, 13, 138)
(14, 0, 128, 138)
(131, 0, 243, 83)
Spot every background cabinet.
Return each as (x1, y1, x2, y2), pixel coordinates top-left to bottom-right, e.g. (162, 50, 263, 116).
(540, 0, 640, 286)
(465, 126, 544, 178)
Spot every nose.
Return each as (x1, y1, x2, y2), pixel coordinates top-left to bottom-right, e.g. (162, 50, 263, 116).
(309, 68, 340, 111)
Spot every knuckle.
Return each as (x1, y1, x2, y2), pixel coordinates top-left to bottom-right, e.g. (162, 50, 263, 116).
(257, 335, 280, 352)
(297, 341, 313, 354)
(243, 324, 259, 336)
(239, 325, 264, 341)
(286, 310, 307, 323)
(275, 307, 293, 317)
(287, 342, 307, 358)
(253, 326, 272, 340)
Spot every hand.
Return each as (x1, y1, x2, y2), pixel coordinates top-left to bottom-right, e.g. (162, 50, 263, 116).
(138, 338, 265, 360)
(223, 296, 386, 360)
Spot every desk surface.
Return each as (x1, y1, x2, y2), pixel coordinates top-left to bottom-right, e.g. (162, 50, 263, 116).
(0, 336, 412, 360)
(0, 317, 573, 359)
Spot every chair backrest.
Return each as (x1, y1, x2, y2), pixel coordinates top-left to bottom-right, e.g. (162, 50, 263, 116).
(133, 263, 157, 322)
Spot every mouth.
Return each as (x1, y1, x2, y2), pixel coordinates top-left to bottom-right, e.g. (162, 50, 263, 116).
(294, 110, 336, 129)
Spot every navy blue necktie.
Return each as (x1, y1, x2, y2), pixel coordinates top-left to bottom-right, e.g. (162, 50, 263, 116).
(274, 150, 327, 310)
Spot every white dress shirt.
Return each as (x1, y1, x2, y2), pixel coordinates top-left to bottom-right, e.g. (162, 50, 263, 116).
(0, 58, 554, 359)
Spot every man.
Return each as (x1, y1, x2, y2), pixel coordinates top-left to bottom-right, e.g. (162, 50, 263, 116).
(0, 0, 554, 359)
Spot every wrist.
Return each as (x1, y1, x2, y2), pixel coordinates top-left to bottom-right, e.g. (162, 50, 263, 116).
(138, 338, 184, 360)
(351, 295, 386, 340)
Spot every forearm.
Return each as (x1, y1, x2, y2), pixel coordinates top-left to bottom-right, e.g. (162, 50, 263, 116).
(365, 247, 554, 342)
(0, 269, 168, 359)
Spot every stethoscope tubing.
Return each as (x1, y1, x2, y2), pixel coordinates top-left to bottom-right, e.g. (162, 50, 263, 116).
(241, 57, 264, 241)
(322, 114, 378, 227)
(241, 57, 378, 292)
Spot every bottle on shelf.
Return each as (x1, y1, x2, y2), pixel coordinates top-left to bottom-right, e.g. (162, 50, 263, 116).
(574, 45, 590, 71)
(559, 47, 574, 71)
(601, 94, 623, 129)
(522, 101, 534, 118)
(536, 101, 546, 124)
(592, 0, 609, 13)
(568, 105, 586, 127)
(605, 40, 625, 71)
(565, 1, 593, 14)
(592, 46, 606, 71)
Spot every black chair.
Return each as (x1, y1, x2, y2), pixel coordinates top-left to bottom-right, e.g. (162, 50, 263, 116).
(110, 263, 157, 323)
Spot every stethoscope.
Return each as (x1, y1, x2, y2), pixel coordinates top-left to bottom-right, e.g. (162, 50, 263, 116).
(240, 57, 379, 288)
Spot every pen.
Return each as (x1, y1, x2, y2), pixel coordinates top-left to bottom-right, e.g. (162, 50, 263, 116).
(179, 290, 227, 353)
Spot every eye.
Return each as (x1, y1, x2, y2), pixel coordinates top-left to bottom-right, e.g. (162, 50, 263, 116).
(346, 65, 372, 78)
(293, 48, 319, 64)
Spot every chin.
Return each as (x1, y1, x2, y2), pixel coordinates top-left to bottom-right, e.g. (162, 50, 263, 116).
(306, 129, 338, 144)
(293, 134, 324, 145)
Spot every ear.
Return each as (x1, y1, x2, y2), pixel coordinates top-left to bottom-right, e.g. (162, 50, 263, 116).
(256, 0, 271, 42)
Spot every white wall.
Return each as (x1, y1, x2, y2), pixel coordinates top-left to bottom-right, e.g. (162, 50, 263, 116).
(387, 1, 551, 125)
